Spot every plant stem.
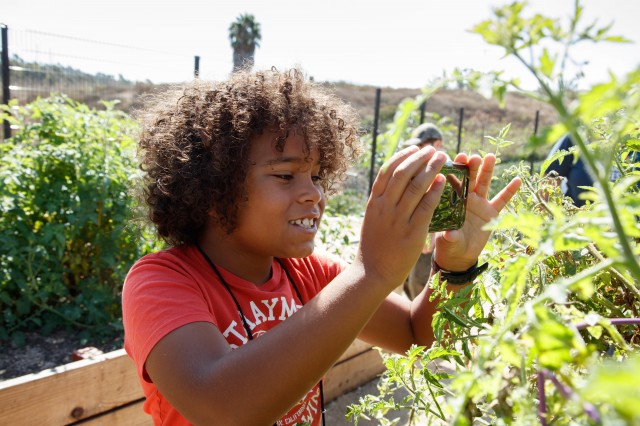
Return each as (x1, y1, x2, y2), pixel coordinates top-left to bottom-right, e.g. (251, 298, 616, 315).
(549, 99, 640, 280)
(575, 317, 640, 330)
(541, 369, 602, 424)
(513, 50, 640, 280)
(537, 372, 548, 426)
(586, 243, 640, 301)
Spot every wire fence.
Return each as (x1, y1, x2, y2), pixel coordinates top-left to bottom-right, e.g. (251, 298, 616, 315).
(1, 25, 206, 117)
(1, 24, 557, 176)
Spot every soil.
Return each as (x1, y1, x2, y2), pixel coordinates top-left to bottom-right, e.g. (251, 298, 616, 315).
(325, 379, 417, 426)
(0, 331, 122, 382)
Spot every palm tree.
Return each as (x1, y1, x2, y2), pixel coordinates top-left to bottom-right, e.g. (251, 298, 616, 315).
(228, 13, 262, 72)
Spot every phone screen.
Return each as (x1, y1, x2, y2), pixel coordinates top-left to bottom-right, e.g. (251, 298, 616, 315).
(428, 161, 469, 232)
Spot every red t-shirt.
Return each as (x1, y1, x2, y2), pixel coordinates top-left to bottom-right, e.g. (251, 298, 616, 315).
(122, 245, 345, 425)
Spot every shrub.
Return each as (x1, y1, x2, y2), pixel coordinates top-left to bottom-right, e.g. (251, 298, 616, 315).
(0, 95, 161, 345)
(348, 1, 640, 424)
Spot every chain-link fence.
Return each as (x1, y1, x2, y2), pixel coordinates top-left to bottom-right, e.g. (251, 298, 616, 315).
(0, 25, 231, 139)
(1, 24, 558, 184)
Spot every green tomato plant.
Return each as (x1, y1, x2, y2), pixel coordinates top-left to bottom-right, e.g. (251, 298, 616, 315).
(0, 95, 162, 346)
(348, 1, 640, 424)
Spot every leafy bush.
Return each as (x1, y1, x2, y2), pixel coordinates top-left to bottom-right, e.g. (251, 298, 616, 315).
(317, 215, 359, 263)
(0, 95, 161, 345)
(348, 1, 640, 424)
(326, 189, 367, 217)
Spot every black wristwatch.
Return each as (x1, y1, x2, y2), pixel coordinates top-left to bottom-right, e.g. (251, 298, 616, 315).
(431, 254, 488, 285)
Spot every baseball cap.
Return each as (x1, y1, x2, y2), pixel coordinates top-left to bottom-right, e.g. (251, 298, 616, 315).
(402, 123, 443, 147)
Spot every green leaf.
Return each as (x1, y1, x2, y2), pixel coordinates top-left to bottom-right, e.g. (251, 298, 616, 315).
(529, 305, 584, 370)
(581, 355, 640, 420)
(11, 331, 25, 347)
(497, 332, 522, 366)
(539, 48, 555, 78)
(487, 211, 543, 248)
(586, 325, 602, 339)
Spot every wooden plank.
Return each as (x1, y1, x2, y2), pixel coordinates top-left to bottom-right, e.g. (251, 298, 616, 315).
(0, 340, 382, 425)
(72, 400, 152, 426)
(0, 349, 143, 426)
(324, 348, 385, 403)
(337, 338, 372, 362)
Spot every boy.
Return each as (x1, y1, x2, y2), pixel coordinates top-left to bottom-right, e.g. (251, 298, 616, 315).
(122, 68, 521, 425)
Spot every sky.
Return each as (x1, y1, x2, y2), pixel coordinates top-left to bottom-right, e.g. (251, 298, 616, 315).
(3, 0, 639, 90)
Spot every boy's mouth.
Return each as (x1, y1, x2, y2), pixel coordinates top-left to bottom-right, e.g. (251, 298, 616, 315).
(289, 218, 317, 229)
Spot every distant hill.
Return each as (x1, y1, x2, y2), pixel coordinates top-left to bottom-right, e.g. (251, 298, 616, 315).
(325, 80, 557, 159)
(328, 81, 554, 129)
(6, 57, 557, 158)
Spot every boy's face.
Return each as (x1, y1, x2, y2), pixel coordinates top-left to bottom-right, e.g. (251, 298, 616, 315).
(227, 130, 325, 260)
(418, 139, 443, 151)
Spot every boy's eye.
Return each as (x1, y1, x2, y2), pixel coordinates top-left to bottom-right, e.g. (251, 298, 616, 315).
(271, 172, 323, 183)
(274, 174, 293, 181)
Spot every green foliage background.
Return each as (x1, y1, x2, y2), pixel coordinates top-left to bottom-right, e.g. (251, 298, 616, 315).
(0, 96, 161, 345)
(0, 3, 638, 423)
(348, 1, 640, 425)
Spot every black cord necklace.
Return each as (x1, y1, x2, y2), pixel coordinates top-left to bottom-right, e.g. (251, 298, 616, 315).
(195, 244, 326, 425)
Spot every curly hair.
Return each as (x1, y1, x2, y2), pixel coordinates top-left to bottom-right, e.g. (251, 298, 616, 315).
(136, 67, 362, 247)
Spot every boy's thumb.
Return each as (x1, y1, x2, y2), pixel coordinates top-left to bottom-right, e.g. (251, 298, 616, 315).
(441, 229, 461, 243)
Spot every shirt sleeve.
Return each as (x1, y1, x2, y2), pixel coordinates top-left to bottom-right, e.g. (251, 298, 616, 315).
(122, 254, 217, 382)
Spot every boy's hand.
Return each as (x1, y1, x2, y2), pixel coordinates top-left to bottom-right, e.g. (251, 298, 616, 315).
(433, 153, 522, 272)
(356, 145, 447, 289)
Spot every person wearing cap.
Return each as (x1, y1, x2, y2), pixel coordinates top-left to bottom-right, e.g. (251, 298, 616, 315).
(402, 123, 450, 299)
(402, 122, 446, 152)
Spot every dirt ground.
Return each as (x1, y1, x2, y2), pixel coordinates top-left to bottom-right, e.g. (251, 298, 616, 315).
(325, 376, 417, 426)
(0, 330, 122, 382)
(325, 357, 458, 425)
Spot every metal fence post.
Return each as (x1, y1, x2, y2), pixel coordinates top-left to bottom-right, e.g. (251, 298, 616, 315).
(456, 107, 464, 153)
(419, 99, 426, 124)
(1, 24, 10, 140)
(368, 87, 381, 195)
(530, 110, 540, 172)
(194, 56, 200, 78)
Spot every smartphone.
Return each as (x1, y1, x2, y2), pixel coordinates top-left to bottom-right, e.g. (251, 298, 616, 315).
(428, 161, 469, 232)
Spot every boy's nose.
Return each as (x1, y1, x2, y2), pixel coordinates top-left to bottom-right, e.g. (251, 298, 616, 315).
(298, 177, 324, 204)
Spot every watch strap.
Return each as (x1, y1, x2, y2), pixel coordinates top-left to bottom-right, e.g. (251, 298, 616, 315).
(432, 256, 488, 285)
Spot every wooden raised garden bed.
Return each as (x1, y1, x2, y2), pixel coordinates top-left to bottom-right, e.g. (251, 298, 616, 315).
(0, 339, 384, 425)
